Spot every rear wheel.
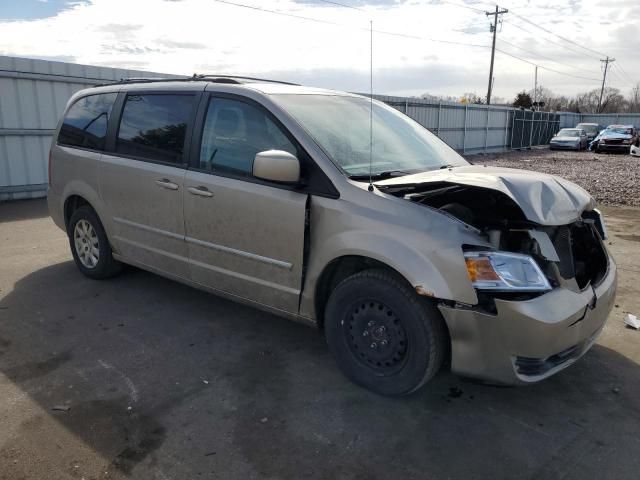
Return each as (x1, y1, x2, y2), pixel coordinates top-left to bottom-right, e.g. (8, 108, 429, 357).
(68, 206, 122, 279)
(324, 269, 447, 396)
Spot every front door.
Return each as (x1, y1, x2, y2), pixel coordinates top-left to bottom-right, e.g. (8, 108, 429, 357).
(99, 92, 197, 278)
(184, 95, 307, 313)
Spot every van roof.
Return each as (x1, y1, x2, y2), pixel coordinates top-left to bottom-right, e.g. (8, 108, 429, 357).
(92, 75, 355, 97)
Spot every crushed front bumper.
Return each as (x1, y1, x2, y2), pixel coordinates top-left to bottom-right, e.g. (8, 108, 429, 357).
(439, 257, 617, 385)
(596, 143, 631, 152)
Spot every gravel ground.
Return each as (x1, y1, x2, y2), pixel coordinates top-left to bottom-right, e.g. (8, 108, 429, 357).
(465, 148, 640, 207)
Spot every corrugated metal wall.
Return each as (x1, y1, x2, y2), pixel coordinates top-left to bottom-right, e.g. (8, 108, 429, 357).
(0, 55, 180, 201)
(2, 55, 637, 201)
(559, 112, 640, 129)
(374, 94, 515, 153)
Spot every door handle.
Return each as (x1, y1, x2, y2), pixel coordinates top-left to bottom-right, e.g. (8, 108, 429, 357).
(188, 186, 214, 197)
(155, 179, 179, 190)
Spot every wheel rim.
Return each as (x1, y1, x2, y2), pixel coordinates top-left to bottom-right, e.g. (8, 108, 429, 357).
(73, 219, 99, 269)
(343, 300, 408, 375)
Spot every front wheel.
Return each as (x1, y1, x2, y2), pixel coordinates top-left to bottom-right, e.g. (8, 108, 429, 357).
(324, 269, 447, 396)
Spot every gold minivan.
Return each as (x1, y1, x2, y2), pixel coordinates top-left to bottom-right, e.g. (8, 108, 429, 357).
(48, 76, 617, 395)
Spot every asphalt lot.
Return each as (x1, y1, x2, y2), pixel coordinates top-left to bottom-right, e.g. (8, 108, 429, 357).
(1, 198, 640, 480)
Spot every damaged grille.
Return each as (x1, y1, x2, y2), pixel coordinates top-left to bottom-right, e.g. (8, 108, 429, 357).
(550, 222, 608, 289)
(552, 226, 575, 279)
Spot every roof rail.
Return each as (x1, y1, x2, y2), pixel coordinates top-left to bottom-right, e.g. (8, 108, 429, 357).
(94, 74, 298, 88)
(193, 74, 299, 86)
(94, 76, 191, 87)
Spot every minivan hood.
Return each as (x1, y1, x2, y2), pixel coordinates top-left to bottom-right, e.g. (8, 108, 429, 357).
(375, 165, 595, 225)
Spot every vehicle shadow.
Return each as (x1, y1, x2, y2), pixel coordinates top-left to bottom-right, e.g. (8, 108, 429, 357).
(1, 261, 639, 480)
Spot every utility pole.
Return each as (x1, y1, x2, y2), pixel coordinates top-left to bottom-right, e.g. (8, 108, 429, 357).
(533, 65, 538, 105)
(598, 56, 615, 112)
(485, 5, 508, 105)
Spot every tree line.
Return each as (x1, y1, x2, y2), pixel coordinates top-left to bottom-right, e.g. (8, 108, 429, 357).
(421, 83, 640, 113)
(512, 84, 640, 113)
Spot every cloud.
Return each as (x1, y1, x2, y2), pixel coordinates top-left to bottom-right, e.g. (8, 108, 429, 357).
(0, 0, 637, 100)
(156, 38, 207, 50)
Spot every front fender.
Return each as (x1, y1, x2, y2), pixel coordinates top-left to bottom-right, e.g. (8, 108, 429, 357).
(326, 230, 476, 300)
(300, 204, 485, 321)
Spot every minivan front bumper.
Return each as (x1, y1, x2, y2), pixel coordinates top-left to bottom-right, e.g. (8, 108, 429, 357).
(439, 256, 617, 385)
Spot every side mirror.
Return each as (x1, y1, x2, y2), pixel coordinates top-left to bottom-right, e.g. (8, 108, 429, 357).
(253, 150, 300, 184)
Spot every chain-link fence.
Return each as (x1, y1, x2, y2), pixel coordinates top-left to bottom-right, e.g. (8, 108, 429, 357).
(510, 110, 560, 149)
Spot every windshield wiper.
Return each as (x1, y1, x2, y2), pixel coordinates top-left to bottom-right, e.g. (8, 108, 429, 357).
(348, 170, 415, 181)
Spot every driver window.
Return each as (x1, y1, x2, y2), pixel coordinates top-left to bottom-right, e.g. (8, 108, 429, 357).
(199, 97, 297, 176)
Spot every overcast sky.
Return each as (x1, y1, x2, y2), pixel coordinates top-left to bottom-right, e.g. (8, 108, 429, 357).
(1, 0, 638, 100)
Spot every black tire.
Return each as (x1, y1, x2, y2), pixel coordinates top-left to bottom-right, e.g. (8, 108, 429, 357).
(324, 269, 447, 396)
(68, 205, 122, 279)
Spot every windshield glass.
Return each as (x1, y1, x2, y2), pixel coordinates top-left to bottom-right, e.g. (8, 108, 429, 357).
(605, 127, 632, 135)
(557, 129, 580, 137)
(576, 124, 598, 134)
(273, 94, 468, 177)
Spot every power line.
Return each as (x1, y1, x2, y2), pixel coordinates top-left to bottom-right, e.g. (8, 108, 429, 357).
(211, 0, 607, 88)
(439, 1, 487, 13)
(497, 38, 600, 76)
(502, 19, 601, 62)
(607, 67, 633, 90)
(212, 0, 491, 50)
(614, 63, 637, 86)
(375, 28, 489, 48)
(494, 48, 601, 82)
(506, 10, 607, 59)
(212, 0, 337, 25)
(315, 0, 365, 12)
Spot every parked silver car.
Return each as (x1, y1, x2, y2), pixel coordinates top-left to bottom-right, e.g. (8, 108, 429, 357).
(549, 128, 589, 150)
(48, 77, 617, 395)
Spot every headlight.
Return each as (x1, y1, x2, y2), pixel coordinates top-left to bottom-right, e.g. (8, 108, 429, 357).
(622, 139, 631, 144)
(464, 251, 552, 292)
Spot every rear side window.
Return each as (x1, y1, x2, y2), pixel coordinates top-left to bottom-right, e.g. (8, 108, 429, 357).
(58, 93, 117, 150)
(116, 94, 194, 164)
(199, 97, 297, 176)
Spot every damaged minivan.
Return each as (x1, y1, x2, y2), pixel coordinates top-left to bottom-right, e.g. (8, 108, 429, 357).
(48, 77, 617, 395)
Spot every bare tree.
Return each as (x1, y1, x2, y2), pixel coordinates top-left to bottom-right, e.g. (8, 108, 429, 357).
(460, 92, 485, 104)
(628, 83, 640, 112)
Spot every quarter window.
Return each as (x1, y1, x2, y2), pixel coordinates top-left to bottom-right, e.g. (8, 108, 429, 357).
(58, 93, 117, 150)
(199, 98, 297, 176)
(117, 94, 194, 164)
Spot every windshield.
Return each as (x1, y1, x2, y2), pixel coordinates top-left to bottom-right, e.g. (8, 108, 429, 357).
(273, 94, 468, 178)
(576, 124, 598, 134)
(557, 129, 580, 137)
(605, 127, 632, 135)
